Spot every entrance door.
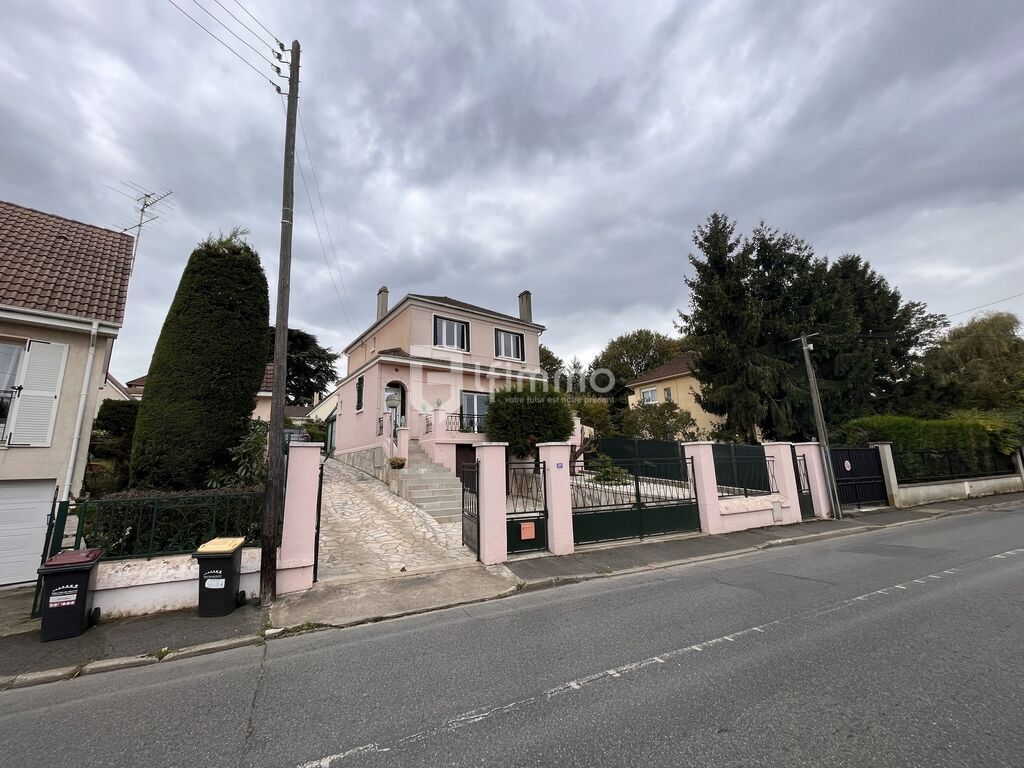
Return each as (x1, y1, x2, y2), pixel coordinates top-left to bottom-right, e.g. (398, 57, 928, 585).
(384, 382, 405, 443)
(460, 391, 488, 433)
(454, 444, 476, 482)
(0, 479, 55, 585)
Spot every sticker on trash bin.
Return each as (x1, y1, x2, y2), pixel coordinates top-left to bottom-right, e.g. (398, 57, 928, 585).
(205, 578, 226, 589)
(48, 585, 77, 608)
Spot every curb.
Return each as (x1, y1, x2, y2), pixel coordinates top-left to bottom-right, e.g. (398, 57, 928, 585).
(3, 499, 1015, 691)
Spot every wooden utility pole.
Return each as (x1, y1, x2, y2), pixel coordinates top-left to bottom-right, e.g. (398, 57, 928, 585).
(799, 332, 843, 519)
(261, 39, 301, 606)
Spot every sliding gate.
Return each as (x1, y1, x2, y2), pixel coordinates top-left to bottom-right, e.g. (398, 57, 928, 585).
(571, 455, 699, 545)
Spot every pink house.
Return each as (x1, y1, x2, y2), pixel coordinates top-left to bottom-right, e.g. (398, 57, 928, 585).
(332, 288, 547, 519)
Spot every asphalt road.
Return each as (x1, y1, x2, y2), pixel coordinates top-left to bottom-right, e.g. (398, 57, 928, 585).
(3, 508, 1023, 768)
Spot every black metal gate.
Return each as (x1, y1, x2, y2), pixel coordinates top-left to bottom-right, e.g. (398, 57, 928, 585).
(572, 456, 700, 545)
(507, 461, 548, 554)
(830, 447, 888, 509)
(792, 448, 815, 520)
(461, 461, 480, 559)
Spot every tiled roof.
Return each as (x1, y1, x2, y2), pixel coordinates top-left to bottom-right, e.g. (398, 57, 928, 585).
(125, 374, 147, 387)
(260, 363, 274, 392)
(104, 373, 132, 399)
(0, 200, 135, 325)
(407, 294, 542, 328)
(628, 352, 697, 387)
(283, 404, 312, 419)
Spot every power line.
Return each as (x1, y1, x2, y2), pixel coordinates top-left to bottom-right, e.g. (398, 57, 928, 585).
(233, 0, 283, 49)
(948, 291, 1024, 318)
(165, 0, 281, 92)
(188, 0, 277, 68)
(297, 109, 360, 336)
(210, 0, 277, 50)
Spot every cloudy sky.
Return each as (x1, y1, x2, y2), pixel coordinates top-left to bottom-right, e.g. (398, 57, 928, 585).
(3, 0, 1023, 382)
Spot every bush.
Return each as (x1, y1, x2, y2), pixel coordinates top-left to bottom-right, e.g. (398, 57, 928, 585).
(130, 232, 270, 490)
(485, 384, 575, 458)
(207, 420, 269, 489)
(389, 456, 407, 469)
(834, 414, 1010, 454)
(590, 453, 630, 484)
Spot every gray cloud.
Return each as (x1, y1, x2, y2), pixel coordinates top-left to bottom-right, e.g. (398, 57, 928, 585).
(2, 0, 1022, 379)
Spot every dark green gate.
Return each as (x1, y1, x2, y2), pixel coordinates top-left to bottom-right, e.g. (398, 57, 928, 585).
(461, 461, 480, 559)
(793, 448, 816, 520)
(507, 461, 548, 554)
(572, 456, 699, 545)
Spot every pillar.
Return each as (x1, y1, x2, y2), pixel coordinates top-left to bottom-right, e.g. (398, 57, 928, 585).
(277, 442, 321, 595)
(681, 442, 723, 534)
(538, 442, 574, 556)
(869, 441, 900, 508)
(397, 426, 410, 458)
(762, 442, 802, 525)
(1013, 449, 1024, 489)
(475, 442, 508, 565)
(793, 442, 830, 519)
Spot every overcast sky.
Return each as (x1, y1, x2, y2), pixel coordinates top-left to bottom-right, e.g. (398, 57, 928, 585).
(3, 0, 1023, 382)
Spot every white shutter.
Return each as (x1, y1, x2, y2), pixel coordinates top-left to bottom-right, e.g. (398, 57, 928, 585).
(7, 341, 68, 447)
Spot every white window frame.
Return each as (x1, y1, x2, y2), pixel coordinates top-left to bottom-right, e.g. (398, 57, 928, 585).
(0, 337, 26, 444)
(5, 339, 68, 448)
(640, 387, 657, 404)
(664, 387, 672, 402)
(433, 315, 470, 352)
(494, 328, 525, 361)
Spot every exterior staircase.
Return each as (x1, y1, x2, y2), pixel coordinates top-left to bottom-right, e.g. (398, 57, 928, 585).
(393, 440, 464, 525)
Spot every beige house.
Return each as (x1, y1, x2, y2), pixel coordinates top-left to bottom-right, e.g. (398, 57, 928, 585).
(0, 200, 134, 584)
(626, 352, 719, 436)
(96, 372, 132, 413)
(129, 363, 277, 421)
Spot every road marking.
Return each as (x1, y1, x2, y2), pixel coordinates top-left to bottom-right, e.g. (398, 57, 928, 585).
(295, 546, 1023, 765)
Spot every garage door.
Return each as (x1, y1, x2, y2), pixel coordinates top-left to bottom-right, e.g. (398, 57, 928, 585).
(0, 480, 56, 585)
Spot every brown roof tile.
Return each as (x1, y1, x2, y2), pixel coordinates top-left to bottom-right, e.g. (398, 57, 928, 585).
(0, 200, 135, 325)
(260, 363, 274, 392)
(627, 352, 697, 387)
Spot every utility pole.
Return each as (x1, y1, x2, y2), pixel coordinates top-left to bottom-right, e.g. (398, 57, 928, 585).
(798, 333, 843, 519)
(261, 39, 301, 606)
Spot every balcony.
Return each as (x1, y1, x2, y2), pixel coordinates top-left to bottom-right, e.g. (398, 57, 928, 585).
(444, 413, 486, 434)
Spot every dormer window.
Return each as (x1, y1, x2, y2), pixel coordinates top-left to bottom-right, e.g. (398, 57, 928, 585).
(434, 316, 469, 351)
(494, 329, 524, 361)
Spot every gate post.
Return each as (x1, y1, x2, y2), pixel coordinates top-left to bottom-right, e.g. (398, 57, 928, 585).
(537, 442, 574, 556)
(868, 442, 900, 508)
(397, 426, 410, 458)
(475, 442, 508, 565)
(762, 443, 802, 525)
(793, 442, 830, 518)
(681, 442, 724, 534)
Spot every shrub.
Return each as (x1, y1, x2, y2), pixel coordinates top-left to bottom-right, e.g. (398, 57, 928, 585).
(833, 414, 1007, 454)
(485, 384, 575, 458)
(130, 232, 270, 490)
(207, 420, 269, 489)
(389, 457, 407, 469)
(590, 453, 630, 484)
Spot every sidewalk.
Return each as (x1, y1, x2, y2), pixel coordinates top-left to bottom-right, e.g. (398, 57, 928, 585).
(2, 492, 1021, 688)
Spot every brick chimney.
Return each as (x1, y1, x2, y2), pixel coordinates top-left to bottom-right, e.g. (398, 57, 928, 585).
(518, 290, 532, 324)
(376, 285, 389, 320)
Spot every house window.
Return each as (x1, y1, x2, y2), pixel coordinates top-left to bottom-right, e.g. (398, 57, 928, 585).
(355, 376, 364, 412)
(460, 391, 489, 433)
(664, 387, 672, 402)
(494, 329, 524, 361)
(0, 340, 24, 440)
(641, 387, 657, 404)
(434, 316, 469, 351)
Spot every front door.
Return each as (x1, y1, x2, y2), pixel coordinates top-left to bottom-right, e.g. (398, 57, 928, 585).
(460, 391, 489, 433)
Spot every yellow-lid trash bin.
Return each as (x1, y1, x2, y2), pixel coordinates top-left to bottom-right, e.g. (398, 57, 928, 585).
(193, 537, 247, 617)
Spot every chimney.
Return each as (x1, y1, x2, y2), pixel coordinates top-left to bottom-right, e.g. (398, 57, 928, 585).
(518, 290, 533, 324)
(376, 285, 389, 320)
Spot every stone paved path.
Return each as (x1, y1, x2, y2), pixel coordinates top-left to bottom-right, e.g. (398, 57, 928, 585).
(317, 459, 476, 582)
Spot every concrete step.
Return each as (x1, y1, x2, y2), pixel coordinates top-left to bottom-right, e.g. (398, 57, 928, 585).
(405, 489, 462, 500)
(400, 478, 462, 489)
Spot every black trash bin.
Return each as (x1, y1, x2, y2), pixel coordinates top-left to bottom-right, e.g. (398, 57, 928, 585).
(38, 548, 103, 642)
(194, 537, 247, 617)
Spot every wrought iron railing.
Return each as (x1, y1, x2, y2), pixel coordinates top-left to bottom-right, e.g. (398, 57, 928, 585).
(424, 414, 433, 434)
(894, 449, 1017, 484)
(73, 492, 263, 560)
(0, 388, 14, 441)
(376, 416, 384, 436)
(572, 457, 696, 511)
(446, 413, 486, 433)
(508, 461, 546, 515)
(717, 455, 777, 498)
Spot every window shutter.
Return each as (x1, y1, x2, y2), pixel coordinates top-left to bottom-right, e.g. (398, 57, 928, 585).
(355, 376, 364, 411)
(8, 341, 68, 447)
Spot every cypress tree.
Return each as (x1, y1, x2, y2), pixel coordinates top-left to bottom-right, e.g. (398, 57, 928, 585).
(130, 231, 270, 490)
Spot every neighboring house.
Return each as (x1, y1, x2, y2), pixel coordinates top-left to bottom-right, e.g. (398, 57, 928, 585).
(252, 363, 274, 420)
(96, 372, 132, 413)
(626, 352, 719, 436)
(0, 200, 134, 584)
(333, 287, 547, 515)
(124, 373, 146, 399)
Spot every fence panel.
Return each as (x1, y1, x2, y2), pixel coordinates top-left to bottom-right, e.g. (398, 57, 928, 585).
(713, 444, 775, 497)
(894, 449, 1017, 484)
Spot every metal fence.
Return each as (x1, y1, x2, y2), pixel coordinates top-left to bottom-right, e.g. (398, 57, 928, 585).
(508, 461, 546, 515)
(894, 449, 1018, 484)
(424, 414, 433, 434)
(716, 455, 777, 497)
(446, 413, 486, 433)
(72, 492, 264, 560)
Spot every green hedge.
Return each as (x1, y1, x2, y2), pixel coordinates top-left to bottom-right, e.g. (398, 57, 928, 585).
(834, 414, 1003, 454)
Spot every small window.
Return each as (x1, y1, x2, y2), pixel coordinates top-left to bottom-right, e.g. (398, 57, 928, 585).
(641, 387, 657, 404)
(494, 329, 524, 361)
(355, 376, 364, 411)
(434, 316, 469, 351)
(664, 387, 672, 402)
(370, 336, 376, 352)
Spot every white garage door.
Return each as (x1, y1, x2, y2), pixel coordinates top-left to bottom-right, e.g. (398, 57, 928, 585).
(0, 480, 56, 585)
